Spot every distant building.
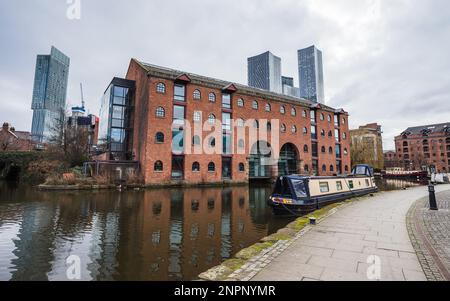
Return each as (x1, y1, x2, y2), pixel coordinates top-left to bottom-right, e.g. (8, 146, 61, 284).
(68, 106, 100, 152)
(31, 46, 70, 143)
(298, 45, 324, 103)
(281, 76, 300, 98)
(350, 123, 384, 170)
(282, 76, 294, 87)
(247, 51, 282, 93)
(1, 122, 34, 152)
(384, 150, 399, 169)
(395, 122, 450, 173)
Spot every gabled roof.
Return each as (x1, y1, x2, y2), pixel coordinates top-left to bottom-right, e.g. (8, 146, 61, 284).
(402, 122, 450, 136)
(131, 58, 344, 113)
(175, 74, 191, 83)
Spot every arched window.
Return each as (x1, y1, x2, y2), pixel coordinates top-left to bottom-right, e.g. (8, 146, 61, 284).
(193, 90, 201, 100)
(303, 127, 308, 134)
(156, 107, 165, 118)
(209, 92, 216, 102)
(154, 161, 163, 171)
(403, 141, 408, 147)
(342, 118, 346, 125)
(292, 125, 297, 134)
(330, 165, 335, 172)
(155, 132, 164, 143)
(345, 165, 349, 172)
(304, 164, 309, 172)
(208, 162, 215, 172)
(328, 131, 333, 137)
(267, 122, 272, 132)
(193, 111, 201, 122)
(156, 83, 166, 94)
(304, 145, 309, 153)
(302, 110, 307, 118)
(192, 162, 200, 172)
(238, 139, 245, 149)
(320, 113, 325, 121)
(253, 120, 259, 129)
(236, 118, 244, 127)
(321, 129, 326, 137)
(281, 124, 286, 133)
(208, 114, 216, 125)
(321, 146, 326, 153)
(192, 135, 201, 146)
(327, 115, 332, 122)
(329, 147, 333, 154)
(209, 137, 216, 147)
(344, 148, 348, 155)
(280, 106, 286, 114)
(342, 133, 347, 140)
(322, 165, 327, 172)
(265, 103, 271, 112)
(291, 108, 297, 116)
(239, 163, 245, 172)
(252, 100, 258, 110)
(237, 98, 244, 107)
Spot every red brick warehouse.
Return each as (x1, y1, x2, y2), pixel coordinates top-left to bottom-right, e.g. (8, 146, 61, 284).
(98, 59, 351, 186)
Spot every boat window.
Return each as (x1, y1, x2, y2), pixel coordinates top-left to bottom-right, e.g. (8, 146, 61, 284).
(353, 165, 367, 176)
(274, 177, 293, 197)
(349, 180, 354, 189)
(336, 181, 343, 191)
(319, 182, 330, 193)
(291, 179, 308, 198)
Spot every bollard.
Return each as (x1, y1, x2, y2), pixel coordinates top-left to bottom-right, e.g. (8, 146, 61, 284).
(428, 184, 438, 211)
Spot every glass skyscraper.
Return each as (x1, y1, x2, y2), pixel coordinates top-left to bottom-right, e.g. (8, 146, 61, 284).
(298, 45, 324, 103)
(31, 46, 70, 142)
(247, 51, 282, 94)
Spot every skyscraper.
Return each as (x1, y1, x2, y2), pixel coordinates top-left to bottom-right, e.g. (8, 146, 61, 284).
(31, 46, 70, 142)
(247, 51, 282, 93)
(298, 45, 324, 103)
(281, 76, 300, 98)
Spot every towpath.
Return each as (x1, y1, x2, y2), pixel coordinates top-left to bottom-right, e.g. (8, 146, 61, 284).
(250, 184, 450, 281)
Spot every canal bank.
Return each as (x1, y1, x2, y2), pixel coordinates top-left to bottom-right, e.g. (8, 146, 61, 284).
(225, 184, 450, 281)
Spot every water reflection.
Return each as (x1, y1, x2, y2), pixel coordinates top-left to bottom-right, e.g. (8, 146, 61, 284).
(0, 182, 290, 281)
(375, 178, 428, 191)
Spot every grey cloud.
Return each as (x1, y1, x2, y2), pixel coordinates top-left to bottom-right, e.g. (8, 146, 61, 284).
(1, 0, 449, 150)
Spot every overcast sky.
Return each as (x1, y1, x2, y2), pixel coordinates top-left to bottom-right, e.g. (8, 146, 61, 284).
(1, 0, 449, 150)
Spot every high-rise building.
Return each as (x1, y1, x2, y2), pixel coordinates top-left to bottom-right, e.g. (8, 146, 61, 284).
(31, 46, 70, 142)
(282, 76, 300, 98)
(298, 45, 324, 103)
(281, 76, 294, 87)
(247, 51, 282, 93)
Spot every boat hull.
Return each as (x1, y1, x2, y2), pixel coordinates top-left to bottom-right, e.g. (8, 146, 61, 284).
(269, 186, 378, 215)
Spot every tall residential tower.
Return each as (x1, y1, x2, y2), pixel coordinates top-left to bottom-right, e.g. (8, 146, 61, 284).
(247, 51, 282, 94)
(31, 46, 70, 142)
(298, 45, 324, 104)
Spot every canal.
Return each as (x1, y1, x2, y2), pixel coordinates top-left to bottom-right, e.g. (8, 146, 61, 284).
(0, 178, 426, 281)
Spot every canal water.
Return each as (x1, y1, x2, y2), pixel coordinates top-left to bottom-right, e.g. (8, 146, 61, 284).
(0, 178, 426, 281)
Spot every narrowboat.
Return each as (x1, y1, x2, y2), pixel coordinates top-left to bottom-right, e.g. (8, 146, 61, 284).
(268, 164, 378, 214)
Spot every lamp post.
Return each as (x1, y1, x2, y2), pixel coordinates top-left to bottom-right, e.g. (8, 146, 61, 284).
(428, 183, 438, 211)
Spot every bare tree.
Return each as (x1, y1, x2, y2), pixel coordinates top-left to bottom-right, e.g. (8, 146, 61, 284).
(48, 108, 91, 167)
(0, 128, 20, 152)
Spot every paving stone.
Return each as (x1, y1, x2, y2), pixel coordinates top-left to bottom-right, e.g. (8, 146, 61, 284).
(232, 185, 450, 281)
